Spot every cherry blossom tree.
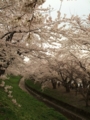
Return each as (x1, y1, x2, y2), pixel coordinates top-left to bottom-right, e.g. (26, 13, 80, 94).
(0, 0, 64, 77)
(0, 0, 90, 107)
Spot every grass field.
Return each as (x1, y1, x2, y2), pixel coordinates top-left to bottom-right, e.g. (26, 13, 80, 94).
(0, 76, 67, 120)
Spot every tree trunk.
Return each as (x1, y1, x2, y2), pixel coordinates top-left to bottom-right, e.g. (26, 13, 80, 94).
(85, 92, 89, 107)
(51, 79, 57, 89)
(86, 98, 89, 107)
(0, 68, 5, 76)
(65, 84, 70, 93)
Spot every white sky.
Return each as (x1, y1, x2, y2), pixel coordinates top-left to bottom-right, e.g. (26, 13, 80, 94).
(42, 0, 90, 18)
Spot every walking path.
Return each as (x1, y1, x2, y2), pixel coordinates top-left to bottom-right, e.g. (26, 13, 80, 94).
(19, 77, 29, 94)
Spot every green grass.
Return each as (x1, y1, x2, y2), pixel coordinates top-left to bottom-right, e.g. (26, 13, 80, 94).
(25, 79, 90, 112)
(0, 76, 67, 120)
(25, 79, 68, 102)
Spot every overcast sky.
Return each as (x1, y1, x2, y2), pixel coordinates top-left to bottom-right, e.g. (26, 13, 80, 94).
(42, 0, 90, 18)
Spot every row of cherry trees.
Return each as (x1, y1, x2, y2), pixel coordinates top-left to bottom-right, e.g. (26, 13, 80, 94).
(0, 0, 90, 107)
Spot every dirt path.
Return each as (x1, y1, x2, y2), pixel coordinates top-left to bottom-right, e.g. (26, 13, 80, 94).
(19, 77, 29, 94)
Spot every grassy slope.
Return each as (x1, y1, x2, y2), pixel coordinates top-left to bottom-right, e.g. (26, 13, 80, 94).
(0, 76, 67, 120)
(25, 79, 90, 112)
